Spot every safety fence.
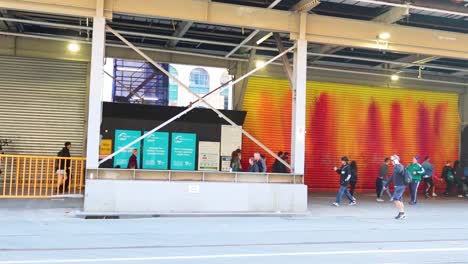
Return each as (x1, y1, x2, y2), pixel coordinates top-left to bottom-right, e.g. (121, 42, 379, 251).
(0, 155, 86, 198)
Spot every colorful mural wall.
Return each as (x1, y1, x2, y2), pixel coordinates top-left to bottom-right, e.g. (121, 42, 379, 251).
(241, 76, 460, 191)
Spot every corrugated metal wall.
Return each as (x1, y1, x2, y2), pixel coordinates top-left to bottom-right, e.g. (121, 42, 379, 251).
(0, 56, 88, 157)
(242, 76, 460, 192)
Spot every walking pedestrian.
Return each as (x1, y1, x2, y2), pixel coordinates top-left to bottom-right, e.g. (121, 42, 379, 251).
(407, 156, 425, 205)
(377, 157, 392, 202)
(386, 155, 406, 220)
(56, 142, 72, 193)
(349, 160, 358, 197)
(442, 160, 455, 196)
(422, 156, 435, 198)
(453, 160, 466, 198)
(332, 156, 356, 207)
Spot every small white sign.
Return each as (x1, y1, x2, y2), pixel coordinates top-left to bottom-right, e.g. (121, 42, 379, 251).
(188, 185, 200, 193)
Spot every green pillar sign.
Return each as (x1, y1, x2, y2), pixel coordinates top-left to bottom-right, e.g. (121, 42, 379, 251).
(143, 132, 169, 170)
(171, 133, 197, 170)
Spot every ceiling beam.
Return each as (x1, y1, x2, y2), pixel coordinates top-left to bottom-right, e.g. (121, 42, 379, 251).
(311, 6, 408, 61)
(372, 6, 409, 24)
(375, 54, 440, 70)
(2, 0, 468, 59)
(0, 0, 112, 18)
(165, 21, 193, 48)
(291, 0, 321, 13)
(237, 1, 319, 55)
(273, 32, 293, 87)
(224, 0, 283, 58)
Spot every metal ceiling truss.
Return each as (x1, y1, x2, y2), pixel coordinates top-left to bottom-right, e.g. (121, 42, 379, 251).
(0, 0, 467, 82)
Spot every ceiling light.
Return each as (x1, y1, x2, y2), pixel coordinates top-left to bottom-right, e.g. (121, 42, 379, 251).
(255, 60, 266, 69)
(256, 32, 273, 45)
(68, 43, 80, 52)
(378, 32, 391, 40)
(390, 74, 400, 81)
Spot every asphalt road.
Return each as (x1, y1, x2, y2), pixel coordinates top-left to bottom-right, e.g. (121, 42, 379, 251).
(0, 194, 467, 264)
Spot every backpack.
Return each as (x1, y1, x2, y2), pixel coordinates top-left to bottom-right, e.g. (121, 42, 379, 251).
(403, 168, 412, 185)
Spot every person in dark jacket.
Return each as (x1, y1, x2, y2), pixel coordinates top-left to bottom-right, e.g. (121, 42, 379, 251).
(442, 160, 455, 196)
(272, 151, 289, 173)
(56, 142, 72, 192)
(272, 151, 284, 173)
(230, 149, 242, 172)
(377, 157, 392, 202)
(422, 156, 435, 198)
(332, 156, 356, 207)
(453, 160, 466, 198)
(349, 160, 358, 197)
(386, 154, 406, 220)
(248, 157, 259, 172)
(127, 148, 139, 169)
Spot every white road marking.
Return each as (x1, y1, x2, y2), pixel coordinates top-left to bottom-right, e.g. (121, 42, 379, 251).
(1, 247, 468, 263)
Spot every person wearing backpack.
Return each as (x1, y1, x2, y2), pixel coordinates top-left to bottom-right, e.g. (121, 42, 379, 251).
(332, 156, 356, 207)
(386, 155, 407, 220)
(442, 160, 456, 196)
(406, 156, 425, 205)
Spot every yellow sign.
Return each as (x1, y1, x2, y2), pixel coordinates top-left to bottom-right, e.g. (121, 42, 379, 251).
(99, 139, 112, 155)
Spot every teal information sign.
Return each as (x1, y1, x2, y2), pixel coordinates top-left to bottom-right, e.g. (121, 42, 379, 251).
(113, 129, 141, 168)
(143, 132, 169, 170)
(170, 133, 197, 170)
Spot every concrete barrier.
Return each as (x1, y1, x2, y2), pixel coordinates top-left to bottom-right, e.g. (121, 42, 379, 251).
(84, 180, 307, 213)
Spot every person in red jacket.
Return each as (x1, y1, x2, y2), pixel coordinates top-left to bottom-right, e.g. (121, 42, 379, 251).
(127, 148, 139, 169)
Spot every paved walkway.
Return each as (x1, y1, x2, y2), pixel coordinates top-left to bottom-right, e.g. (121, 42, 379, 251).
(0, 193, 467, 264)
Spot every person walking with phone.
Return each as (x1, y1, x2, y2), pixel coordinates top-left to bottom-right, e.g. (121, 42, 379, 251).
(332, 156, 356, 207)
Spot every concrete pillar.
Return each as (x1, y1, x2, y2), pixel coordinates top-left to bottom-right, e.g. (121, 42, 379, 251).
(86, 0, 105, 169)
(291, 13, 308, 175)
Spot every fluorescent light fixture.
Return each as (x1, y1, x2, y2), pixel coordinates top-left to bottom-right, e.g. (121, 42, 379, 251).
(256, 32, 273, 45)
(67, 42, 80, 52)
(378, 32, 391, 40)
(390, 74, 400, 81)
(143, 97, 159, 101)
(255, 60, 266, 69)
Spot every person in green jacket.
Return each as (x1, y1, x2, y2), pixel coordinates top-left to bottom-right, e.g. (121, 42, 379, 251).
(407, 156, 425, 205)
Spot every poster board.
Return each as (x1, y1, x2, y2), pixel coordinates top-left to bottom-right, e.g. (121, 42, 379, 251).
(113, 130, 141, 168)
(99, 139, 112, 159)
(221, 156, 231, 172)
(170, 133, 196, 170)
(198, 141, 220, 171)
(221, 125, 242, 156)
(143, 132, 169, 170)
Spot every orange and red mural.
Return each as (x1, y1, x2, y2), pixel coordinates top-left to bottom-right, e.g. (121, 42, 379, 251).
(241, 76, 460, 191)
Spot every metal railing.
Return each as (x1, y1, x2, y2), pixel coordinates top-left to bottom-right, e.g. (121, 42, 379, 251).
(87, 168, 304, 185)
(0, 155, 86, 198)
